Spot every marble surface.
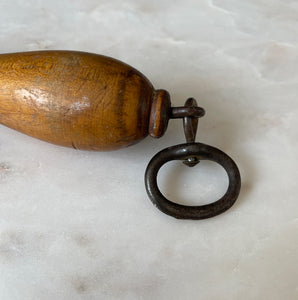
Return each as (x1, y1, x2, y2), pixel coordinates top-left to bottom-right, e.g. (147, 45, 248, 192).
(0, 0, 297, 299)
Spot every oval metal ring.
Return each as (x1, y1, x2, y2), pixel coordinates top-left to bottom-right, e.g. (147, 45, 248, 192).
(145, 143, 241, 220)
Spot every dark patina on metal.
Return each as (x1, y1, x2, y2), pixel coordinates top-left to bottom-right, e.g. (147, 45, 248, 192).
(145, 98, 241, 220)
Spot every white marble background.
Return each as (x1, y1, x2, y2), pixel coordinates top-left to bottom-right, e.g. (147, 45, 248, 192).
(0, 0, 297, 299)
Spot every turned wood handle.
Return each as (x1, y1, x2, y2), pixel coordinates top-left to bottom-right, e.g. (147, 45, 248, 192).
(0, 51, 171, 151)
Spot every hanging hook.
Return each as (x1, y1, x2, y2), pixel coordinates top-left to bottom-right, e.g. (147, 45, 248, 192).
(145, 99, 241, 220)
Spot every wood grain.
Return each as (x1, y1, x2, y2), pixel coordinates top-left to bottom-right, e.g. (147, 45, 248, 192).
(0, 51, 156, 151)
(149, 89, 171, 138)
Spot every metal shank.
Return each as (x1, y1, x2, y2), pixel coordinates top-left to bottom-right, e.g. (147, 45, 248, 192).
(145, 142, 241, 220)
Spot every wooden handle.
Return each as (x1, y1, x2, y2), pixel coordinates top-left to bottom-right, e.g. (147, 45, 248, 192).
(0, 51, 171, 151)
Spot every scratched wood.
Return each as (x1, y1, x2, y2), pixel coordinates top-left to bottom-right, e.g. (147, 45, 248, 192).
(0, 50, 166, 151)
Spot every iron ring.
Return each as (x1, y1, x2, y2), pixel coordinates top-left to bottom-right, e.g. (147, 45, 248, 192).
(145, 143, 241, 220)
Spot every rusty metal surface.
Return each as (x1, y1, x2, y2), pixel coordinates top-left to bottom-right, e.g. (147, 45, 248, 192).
(145, 98, 241, 219)
(145, 142, 241, 219)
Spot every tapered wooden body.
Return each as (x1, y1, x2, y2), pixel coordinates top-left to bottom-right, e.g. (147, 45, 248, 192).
(0, 51, 166, 150)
